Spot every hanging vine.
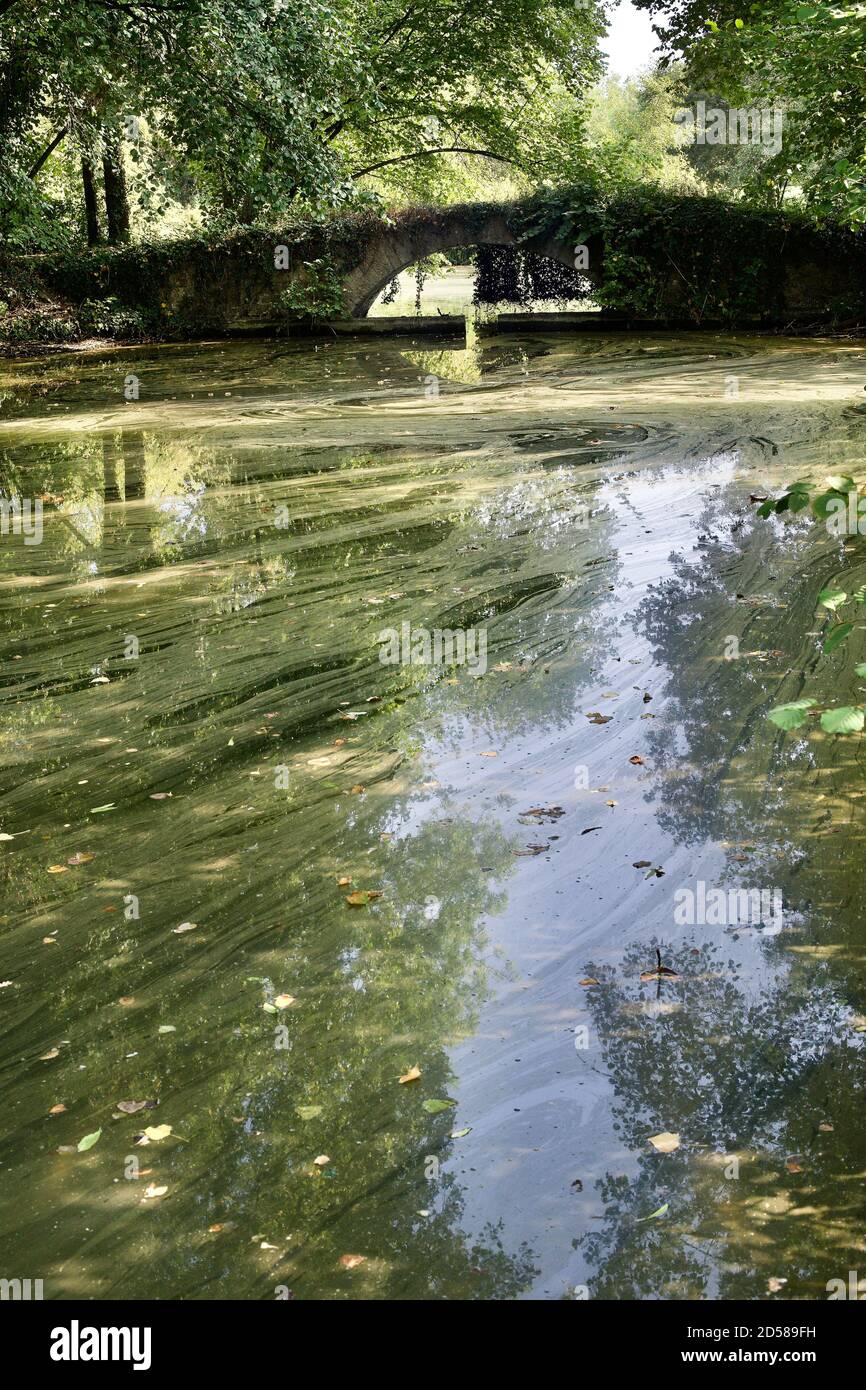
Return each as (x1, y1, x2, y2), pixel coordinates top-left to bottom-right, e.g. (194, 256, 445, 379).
(473, 245, 590, 308)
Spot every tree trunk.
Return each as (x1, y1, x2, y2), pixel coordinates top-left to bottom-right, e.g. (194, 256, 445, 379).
(82, 158, 101, 245)
(102, 130, 131, 244)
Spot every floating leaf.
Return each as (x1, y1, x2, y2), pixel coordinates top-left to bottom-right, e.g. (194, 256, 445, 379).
(818, 587, 847, 610)
(579, 977, 600, 986)
(296, 1105, 323, 1121)
(67, 851, 95, 866)
(648, 1131, 680, 1153)
(49, 1103, 66, 1114)
(40, 1047, 60, 1060)
(157, 1025, 176, 1034)
(450, 1127, 472, 1139)
(820, 706, 864, 734)
(824, 622, 854, 653)
(399, 1065, 422, 1084)
(117, 1100, 155, 1114)
(89, 803, 116, 814)
(143, 1124, 172, 1141)
(767, 699, 816, 730)
(143, 1183, 167, 1199)
(637, 1202, 669, 1222)
(172, 921, 197, 934)
(345, 890, 383, 907)
(47, 864, 69, 874)
(422, 1098, 457, 1114)
(339, 1254, 365, 1269)
(77, 1128, 102, 1152)
(274, 993, 296, 1009)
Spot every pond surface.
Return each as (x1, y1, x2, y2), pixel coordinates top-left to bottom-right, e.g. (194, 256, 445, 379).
(1, 330, 866, 1301)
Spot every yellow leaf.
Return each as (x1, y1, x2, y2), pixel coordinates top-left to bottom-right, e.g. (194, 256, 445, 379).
(399, 1065, 422, 1084)
(648, 1131, 680, 1153)
(143, 1124, 172, 1142)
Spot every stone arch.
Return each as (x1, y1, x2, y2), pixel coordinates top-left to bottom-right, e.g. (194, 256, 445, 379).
(342, 205, 599, 317)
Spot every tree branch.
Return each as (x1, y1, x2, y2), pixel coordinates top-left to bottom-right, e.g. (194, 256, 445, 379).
(28, 127, 67, 179)
(351, 146, 518, 178)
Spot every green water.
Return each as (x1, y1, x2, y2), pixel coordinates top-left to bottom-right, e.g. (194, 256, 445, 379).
(1, 331, 866, 1301)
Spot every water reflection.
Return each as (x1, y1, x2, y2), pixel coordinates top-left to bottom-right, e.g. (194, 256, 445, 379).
(1, 333, 865, 1299)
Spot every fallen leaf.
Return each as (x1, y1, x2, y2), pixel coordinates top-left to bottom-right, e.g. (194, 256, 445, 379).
(422, 1098, 457, 1114)
(818, 1121, 834, 1132)
(89, 804, 116, 813)
(399, 1065, 422, 1084)
(117, 1100, 156, 1114)
(345, 890, 383, 907)
(637, 1202, 669, 1222)
(479, 750, 498, 757)
(49, 1103, 66, 1114)
(40, 1048, 60, 1060)
(648, 1131, 680, 1153)
(296, 1105, 323, 1121)
(158, 1025, 176, 1034)
(629, 755, 645, 766)
(581, 826, 601, 835)
(633, 860, 651, 868)
(47, 864, 69, 874)
(149, 792, 172, 800)
(339, 1254, 365, 1269)
(77, 1128, 102, 1152)
(336, 876, 352, 886)
(142, 1184, 167, 1199)
(143, 1124, 172, 1141)
(767, 1277, 787, 1293)
(274, 994, 295, 1009)
(450, 1127, 472, 1139)
(579, 977, 600, 986)
(786, 1158, 804, 1173)
(313, 1154, 330, 1167)
(67, 851, 95, 865)
(172, 921, 197, 934)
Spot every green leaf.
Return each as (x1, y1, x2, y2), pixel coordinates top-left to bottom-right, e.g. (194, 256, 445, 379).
(422, 1098, 457, 1114)
(767, 699, 816, 730)
(637, 1202, 669, 1222)
(756, 500, 775, 518)
(819, 587, 847, 610)
(824, 622, 854, 653)
(77, 1128, 102, 1152)
(296, 1105, 323, 1120)
(820, 706, 864, 734)
(855, 663, 866, 677)
(812, 490, 846, 519)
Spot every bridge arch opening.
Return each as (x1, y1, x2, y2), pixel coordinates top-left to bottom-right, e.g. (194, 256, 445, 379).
(363, 245, 596, 319)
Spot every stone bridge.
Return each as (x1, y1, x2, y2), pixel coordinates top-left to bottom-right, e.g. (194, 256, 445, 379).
(340, 204, 592, 316)
(33, 194, 866, 333)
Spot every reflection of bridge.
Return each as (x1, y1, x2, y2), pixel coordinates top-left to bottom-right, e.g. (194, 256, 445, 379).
(341, 203, 593, 317)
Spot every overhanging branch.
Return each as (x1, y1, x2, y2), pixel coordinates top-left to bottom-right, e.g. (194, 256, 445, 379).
(351, 146, 518, 179)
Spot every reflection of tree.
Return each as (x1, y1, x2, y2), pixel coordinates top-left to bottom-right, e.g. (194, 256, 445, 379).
(572, 473, 866, 1299)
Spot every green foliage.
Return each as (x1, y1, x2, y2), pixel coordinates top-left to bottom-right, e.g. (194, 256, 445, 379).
(512, 182, 866, 323)
(755, 475, 866, 733)
(277, 259, 347, 321)
(633, 0, 866, 228)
